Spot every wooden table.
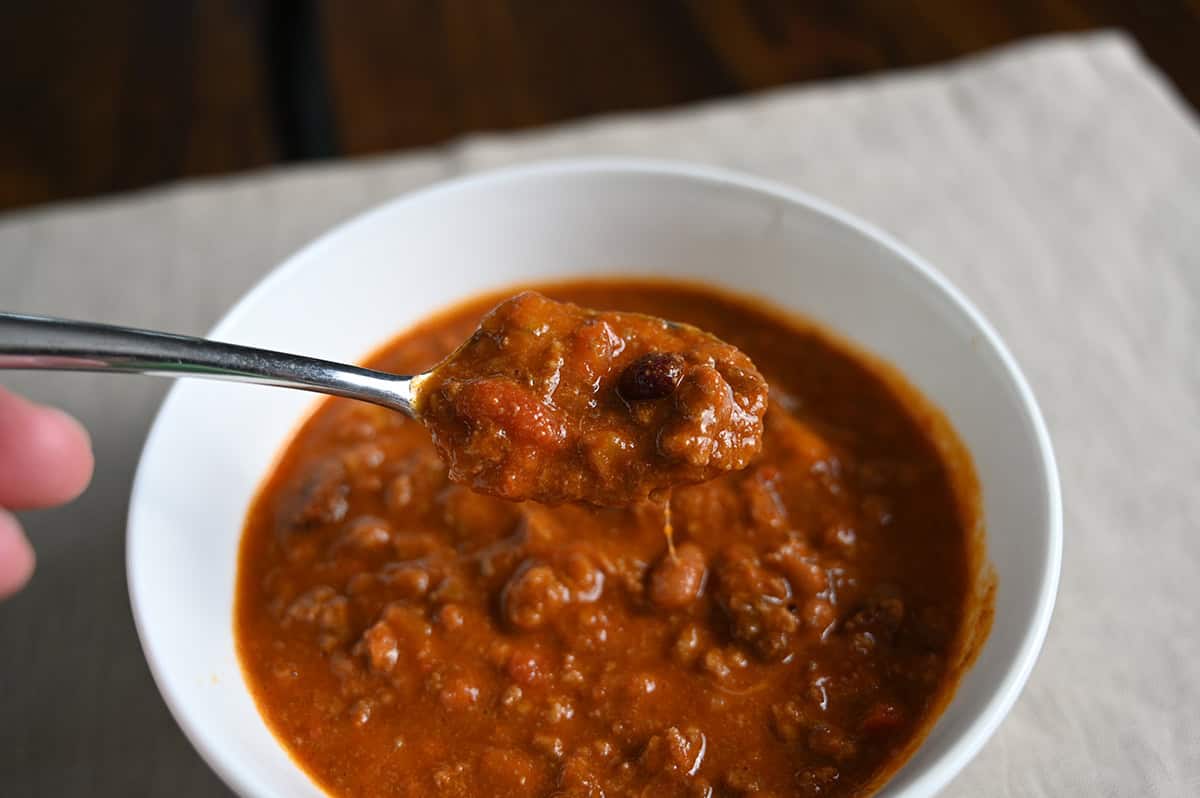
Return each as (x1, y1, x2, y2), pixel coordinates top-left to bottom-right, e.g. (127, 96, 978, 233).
(2, 0, 1199, 212)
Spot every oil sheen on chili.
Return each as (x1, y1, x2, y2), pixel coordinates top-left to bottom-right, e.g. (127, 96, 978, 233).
(236, 280, 979, 798)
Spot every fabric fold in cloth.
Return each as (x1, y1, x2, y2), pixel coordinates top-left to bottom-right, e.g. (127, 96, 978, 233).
(2, 30, 1198, 797)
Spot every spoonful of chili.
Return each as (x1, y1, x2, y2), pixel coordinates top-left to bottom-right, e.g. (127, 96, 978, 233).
(0, 292, 767, 505)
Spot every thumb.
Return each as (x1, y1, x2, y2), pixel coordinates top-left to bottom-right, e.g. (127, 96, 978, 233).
(0, 386, 94, 509)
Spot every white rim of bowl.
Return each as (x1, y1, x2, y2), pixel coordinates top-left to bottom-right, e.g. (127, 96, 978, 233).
(128, 157, 1063, 798)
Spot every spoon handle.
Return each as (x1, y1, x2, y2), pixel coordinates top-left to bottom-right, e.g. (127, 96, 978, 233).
(0, 312, 417, 415)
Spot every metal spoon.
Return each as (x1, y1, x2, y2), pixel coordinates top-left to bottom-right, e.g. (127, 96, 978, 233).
(0, 312, 424, 416)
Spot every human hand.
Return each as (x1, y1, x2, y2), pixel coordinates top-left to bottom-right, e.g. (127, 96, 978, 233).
(1, 386, 94, 598)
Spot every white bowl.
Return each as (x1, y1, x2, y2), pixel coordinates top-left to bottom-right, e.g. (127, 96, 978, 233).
(128, 159, 1061, 797)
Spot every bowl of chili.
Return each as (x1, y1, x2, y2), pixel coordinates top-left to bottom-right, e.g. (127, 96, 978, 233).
(128, 159, 1061, 797)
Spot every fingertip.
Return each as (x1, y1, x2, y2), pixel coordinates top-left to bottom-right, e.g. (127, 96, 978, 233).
(0, 510, 36, 599)
(39, 406, 95, 503)
(0, 391, 95, 508)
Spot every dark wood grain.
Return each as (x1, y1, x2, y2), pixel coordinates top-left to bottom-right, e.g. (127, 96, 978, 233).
(2, 0, 1199, 211)
(318, 0, 736, 153)
(0, 0, 275, 211)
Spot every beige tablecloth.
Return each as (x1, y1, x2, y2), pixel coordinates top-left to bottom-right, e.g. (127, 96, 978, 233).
(2, 31, 1198, 797)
